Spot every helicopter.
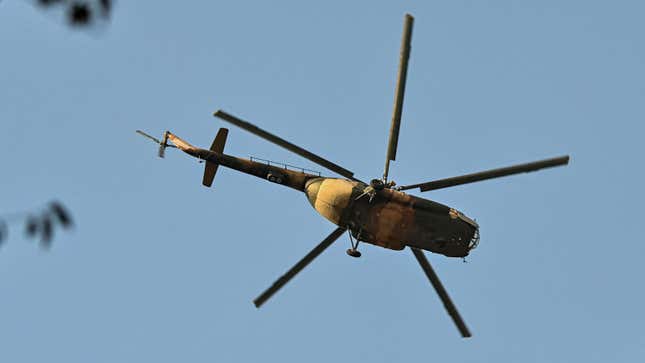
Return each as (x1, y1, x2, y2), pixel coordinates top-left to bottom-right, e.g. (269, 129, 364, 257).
(136, 14, 569, 338)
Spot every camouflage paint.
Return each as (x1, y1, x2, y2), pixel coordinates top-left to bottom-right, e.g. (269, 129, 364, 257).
(168, 132, 479, 258)
(304, 178, 479, 257)
(167, 132, 318, 191)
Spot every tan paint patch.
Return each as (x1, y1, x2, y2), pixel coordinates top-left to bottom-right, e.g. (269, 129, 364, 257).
(305, 179, 321, 206)
(167, 133, 197, 152)
(312, 178, 354, 225)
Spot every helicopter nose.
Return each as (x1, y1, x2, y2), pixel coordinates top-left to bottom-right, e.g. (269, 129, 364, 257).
(304, 178, 324, 207)
(304, 177, 358, 226)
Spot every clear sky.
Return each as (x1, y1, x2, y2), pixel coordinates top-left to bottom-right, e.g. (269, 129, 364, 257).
(1, 1, 644, 362)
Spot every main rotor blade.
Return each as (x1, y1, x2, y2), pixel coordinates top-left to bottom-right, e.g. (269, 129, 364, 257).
(411, 247, 471, 338)
(384, 13, 414, 182)
(399, 155, 570, 192)
(254, 227, 346, 308)
(214, 110, 358, 180)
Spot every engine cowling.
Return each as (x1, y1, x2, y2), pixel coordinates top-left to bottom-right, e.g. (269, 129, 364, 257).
(304, 178, 360, 226)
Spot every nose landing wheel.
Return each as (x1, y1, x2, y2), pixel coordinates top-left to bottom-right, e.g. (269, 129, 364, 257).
(346, 229, 362, 258)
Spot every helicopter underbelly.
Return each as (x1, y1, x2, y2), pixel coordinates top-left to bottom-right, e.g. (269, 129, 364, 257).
(304, 177, 479, 258)
(357, 203, 477, 257)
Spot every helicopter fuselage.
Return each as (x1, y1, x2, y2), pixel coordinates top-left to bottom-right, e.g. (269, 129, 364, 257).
(168, 133, 479, 258)
(303, 177, 479, 257)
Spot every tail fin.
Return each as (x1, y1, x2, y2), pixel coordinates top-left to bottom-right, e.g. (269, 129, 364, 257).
(203, 128, 228, 187)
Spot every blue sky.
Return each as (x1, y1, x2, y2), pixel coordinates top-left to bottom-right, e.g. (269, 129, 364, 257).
(1, 1, 644, 362)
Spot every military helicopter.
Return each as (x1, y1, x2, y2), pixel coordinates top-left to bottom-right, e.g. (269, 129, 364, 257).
(137, 14, 569, 338)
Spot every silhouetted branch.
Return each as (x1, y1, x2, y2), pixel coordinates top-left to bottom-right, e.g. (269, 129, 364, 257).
(0, 220, 7, 247)
(32, 0, 113, 28)
(49, 201, 73, 228)
(0, 201, 74, 249)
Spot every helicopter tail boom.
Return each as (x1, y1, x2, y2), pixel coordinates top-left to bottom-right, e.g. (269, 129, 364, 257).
(155, 130, 320, 192)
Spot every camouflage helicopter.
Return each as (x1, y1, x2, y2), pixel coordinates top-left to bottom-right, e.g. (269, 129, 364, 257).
(137, 14, 568, 338)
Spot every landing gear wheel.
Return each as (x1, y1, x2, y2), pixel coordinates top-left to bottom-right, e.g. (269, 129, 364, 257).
(346, 229, 362, 258)
(346, 248, 362, 258)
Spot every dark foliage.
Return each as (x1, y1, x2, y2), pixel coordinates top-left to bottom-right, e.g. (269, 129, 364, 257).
(1, 201, 74, 250)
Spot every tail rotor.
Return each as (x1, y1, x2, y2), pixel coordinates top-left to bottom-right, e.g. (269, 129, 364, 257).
(158, 131, 169, 158)
(136, 130, 176, 158)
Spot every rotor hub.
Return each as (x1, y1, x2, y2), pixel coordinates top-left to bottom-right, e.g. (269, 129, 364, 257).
(370, 179, 385, 190)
